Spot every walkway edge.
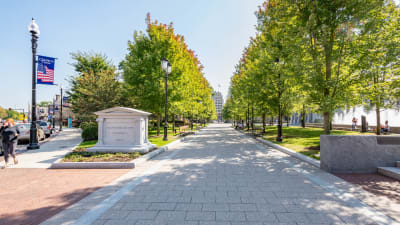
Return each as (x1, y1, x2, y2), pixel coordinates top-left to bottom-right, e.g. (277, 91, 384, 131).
(237, 129, 320, 168)
(255, 137, 320, 168)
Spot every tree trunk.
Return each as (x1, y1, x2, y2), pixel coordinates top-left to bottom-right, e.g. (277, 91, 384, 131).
(323, 36, 333, 135)
(301, 105, 306, 128)
(287, 116, 290, 127)
(262, 112, 266, 133)
(376, 104, 381, 135)
(323, 112, 330, 135)
(251, 106, 254, 130)
(246, 104, 250, 130)
(190, 115, 193, 131)
(157, 114, 161, 136)
(172, 114, 175, 134)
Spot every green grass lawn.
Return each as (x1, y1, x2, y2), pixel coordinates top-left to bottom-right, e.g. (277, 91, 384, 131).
(148, 126, 181, 147)
(260, 126, 373, 160)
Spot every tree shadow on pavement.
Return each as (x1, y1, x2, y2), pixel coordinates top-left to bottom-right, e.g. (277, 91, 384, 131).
(0, 186, 100, 225)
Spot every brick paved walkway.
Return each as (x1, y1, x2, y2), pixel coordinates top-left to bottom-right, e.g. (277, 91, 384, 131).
(0, 169, 130, 225)
(42, 124, 399, 225)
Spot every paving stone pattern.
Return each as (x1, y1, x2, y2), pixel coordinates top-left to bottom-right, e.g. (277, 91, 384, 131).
(44, 124, 398, 225)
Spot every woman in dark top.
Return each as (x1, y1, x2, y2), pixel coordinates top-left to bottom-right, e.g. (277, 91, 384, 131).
(1, 119, 19, 169)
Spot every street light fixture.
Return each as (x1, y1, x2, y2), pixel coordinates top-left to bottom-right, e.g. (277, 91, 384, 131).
(275, 57, 283, 142)
(161, 57, 171, 141)
(27, 18, 40, 150)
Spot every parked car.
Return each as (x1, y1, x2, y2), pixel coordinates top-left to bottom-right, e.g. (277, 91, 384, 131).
(37, 120, 53, 138)
(15, 123, 45, 142)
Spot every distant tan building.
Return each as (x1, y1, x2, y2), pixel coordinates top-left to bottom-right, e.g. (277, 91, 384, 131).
(212, 91, 224, 122)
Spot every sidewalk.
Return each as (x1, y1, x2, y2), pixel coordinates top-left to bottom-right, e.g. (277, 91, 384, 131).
(0, 128, 82, 168)
(41, 124, 399, 225)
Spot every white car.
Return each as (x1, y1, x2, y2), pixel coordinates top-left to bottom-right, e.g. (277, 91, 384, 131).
(37, 121, 53, 138)
(15, 123, 45, 142)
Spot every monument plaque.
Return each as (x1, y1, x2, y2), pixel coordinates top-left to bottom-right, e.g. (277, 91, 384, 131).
(88, 107, 156, 153)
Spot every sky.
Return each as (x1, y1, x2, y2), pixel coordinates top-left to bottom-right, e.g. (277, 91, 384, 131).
(0, 0, 263, 111)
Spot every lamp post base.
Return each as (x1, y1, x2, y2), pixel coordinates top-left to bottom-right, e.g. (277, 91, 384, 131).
(27, 143, 40, 150)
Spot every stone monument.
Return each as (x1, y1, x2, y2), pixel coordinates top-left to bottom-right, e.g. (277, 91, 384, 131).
(88, 107, 156, 153)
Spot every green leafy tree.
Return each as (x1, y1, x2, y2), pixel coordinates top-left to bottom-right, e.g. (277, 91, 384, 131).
(70, 51, 115, 74)
(353, 1, 400, 134)
(0, 106, 7, 119)
(68, 52, 122, 120)
(37, 101, 52, 107)
(295, 0, 383, 134)
(121, 14, 216, 135)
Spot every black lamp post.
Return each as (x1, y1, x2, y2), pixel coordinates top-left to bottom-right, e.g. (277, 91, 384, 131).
(27, 18, 40, 150)
(275, 58, 283, 142)
(60, 85, 63, 131)
(161, 57, 171, 141)
(52, 98, 56, 129)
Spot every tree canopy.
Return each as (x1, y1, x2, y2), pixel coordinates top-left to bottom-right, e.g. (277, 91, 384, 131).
(225, 0, 400, 135)
(68, 52, 123, 120)
(120, 14, 216, 133)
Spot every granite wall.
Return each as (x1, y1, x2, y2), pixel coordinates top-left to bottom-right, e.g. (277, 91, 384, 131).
(320, 135, 400, 173)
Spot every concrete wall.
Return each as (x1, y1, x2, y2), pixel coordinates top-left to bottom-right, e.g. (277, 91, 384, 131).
(320, 135, 400, 173)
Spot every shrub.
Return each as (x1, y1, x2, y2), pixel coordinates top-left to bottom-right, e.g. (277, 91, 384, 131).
(81, 122, 98, 141)
(80, 121, 97, 130)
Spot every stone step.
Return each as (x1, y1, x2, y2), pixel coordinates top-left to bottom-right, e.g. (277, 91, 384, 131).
(397, 161, 400, 168)
(378, 167, 400, 181)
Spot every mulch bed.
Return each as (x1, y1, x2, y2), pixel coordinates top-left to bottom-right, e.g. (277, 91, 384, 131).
(62, 150, 142, 162)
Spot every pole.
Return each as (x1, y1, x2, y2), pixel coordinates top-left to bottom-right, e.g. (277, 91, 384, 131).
(276, 73, 283, 142)
(163, 72, 168, 141)
(52, 98, 56, 129)
(28, 34, 40, 150)
(60, 86, 63, 131)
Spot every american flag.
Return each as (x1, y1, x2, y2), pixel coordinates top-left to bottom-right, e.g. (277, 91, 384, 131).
(37, 55, 55, 85)
(37, 66, 54, 83)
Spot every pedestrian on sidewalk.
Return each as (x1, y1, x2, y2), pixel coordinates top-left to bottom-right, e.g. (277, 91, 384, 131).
(351, 117, 358, 131)
(1, 119, 19, 169)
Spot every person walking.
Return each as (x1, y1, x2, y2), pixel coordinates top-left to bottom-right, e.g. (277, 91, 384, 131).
(352, 117, 358, 131)
(1, 119, 20, 169)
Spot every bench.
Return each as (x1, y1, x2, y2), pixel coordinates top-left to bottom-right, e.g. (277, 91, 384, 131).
(176, 125, 192, 136)
(252, 126, 264, 137)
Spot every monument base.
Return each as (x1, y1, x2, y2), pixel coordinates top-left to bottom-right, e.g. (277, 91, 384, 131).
(87, 142, 156, 153)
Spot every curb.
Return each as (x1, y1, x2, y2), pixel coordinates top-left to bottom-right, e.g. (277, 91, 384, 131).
(237, 129, 320, 168)
(49, 137, 185, 169)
